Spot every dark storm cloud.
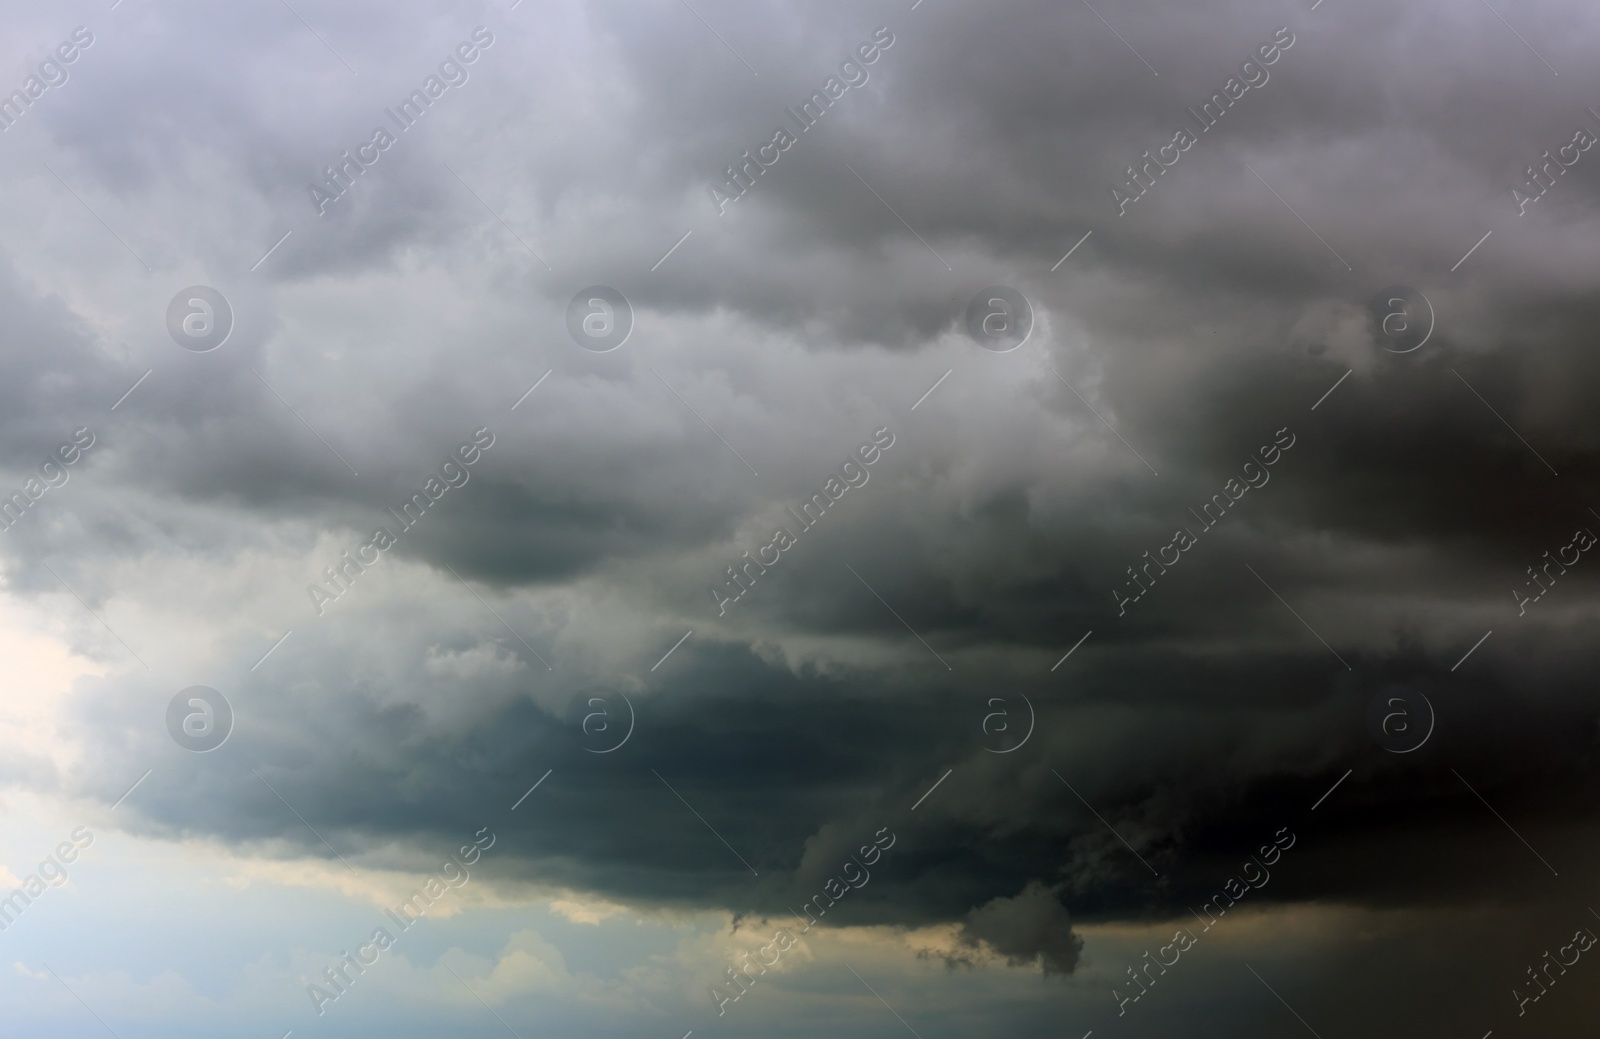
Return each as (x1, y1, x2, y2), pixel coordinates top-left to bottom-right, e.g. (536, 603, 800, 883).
(3, 6, 1600, 1032)
(955, 881, 1084, 975)
(63, 610, 1600, 946)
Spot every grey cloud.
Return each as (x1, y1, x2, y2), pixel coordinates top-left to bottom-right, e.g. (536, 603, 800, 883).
(3, 2, 1600, 1036)
(955, 880, 1084, 975)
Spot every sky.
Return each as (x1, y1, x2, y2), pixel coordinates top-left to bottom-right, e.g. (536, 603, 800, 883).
(1, 0, 1599, 1035)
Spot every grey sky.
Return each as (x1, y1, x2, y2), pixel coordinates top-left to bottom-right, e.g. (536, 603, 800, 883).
(0, 0, 1598, 1036)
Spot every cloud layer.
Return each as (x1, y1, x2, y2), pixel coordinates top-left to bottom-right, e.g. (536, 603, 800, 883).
(2, 0, 1600, 1035)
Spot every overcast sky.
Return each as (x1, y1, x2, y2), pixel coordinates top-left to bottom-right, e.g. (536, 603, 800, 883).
(1, 0, 1599, 1036)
